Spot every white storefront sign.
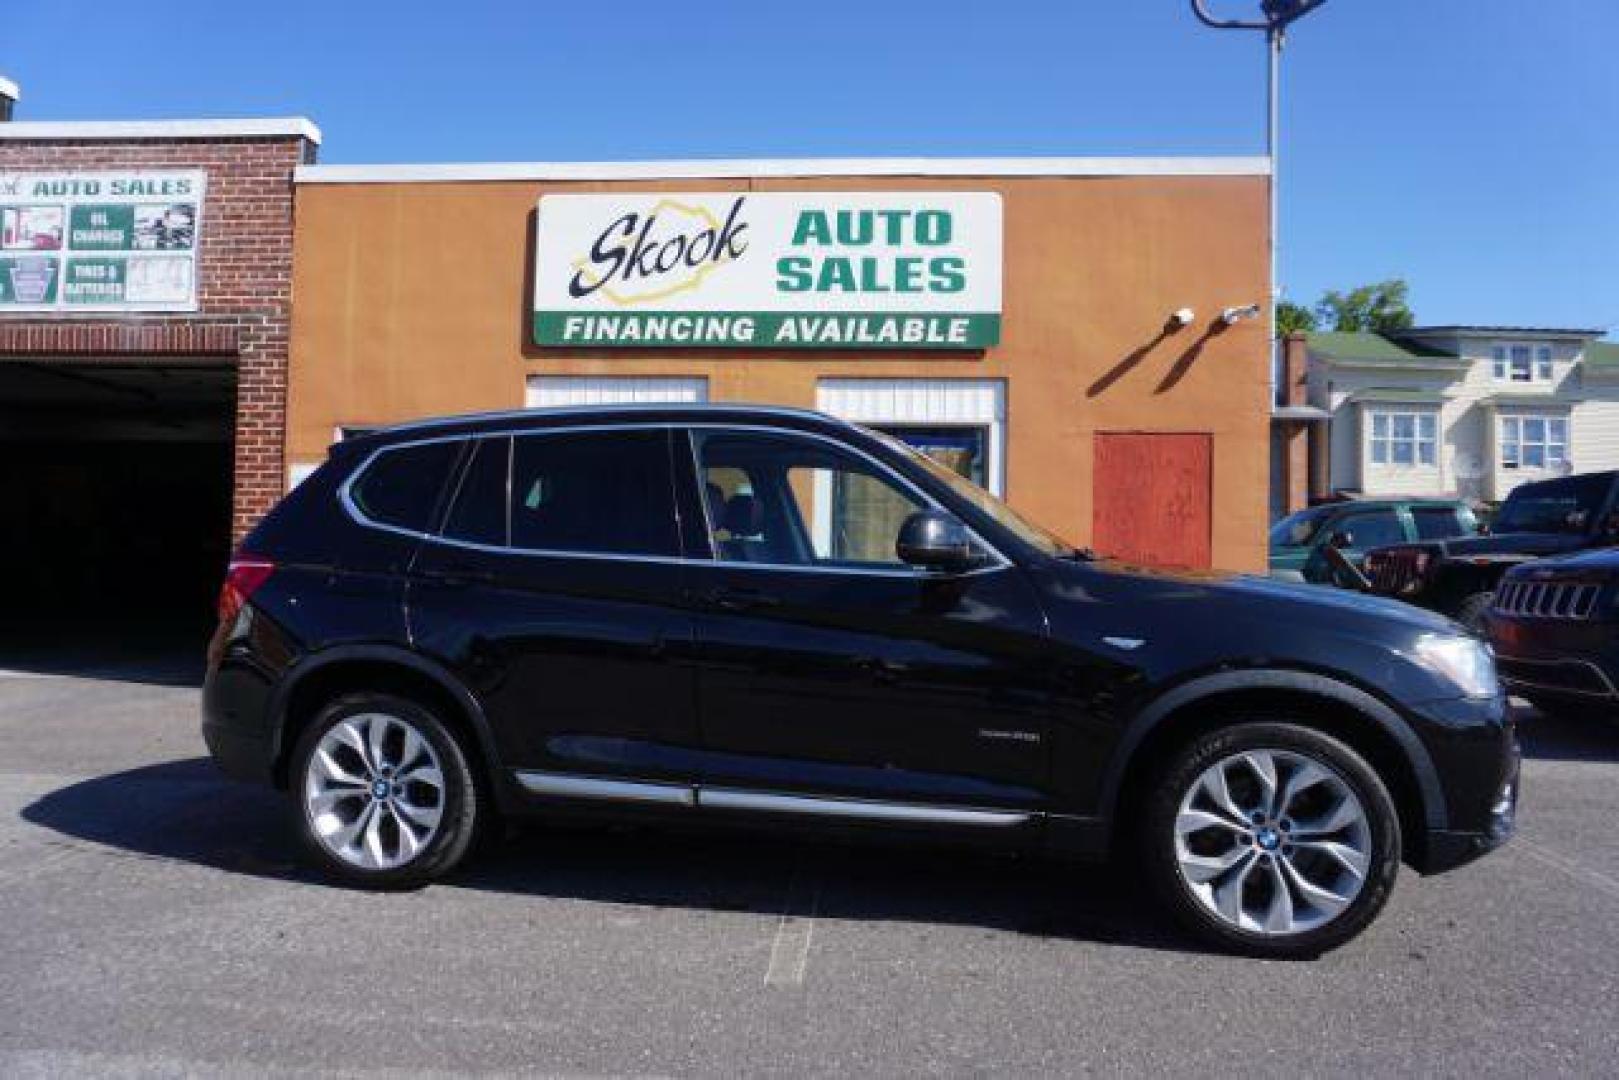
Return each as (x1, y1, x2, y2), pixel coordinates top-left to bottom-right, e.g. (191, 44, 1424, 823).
(532, 191, 1002, 350)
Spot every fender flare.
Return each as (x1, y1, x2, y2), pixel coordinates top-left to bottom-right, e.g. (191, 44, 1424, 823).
(267, 643, 507, 796)
(1098, 669, 1448, 831)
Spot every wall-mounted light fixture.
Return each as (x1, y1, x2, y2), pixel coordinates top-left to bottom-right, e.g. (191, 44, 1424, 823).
(1220, 303, 1263, 326)
(1168, 308, 1197, 329)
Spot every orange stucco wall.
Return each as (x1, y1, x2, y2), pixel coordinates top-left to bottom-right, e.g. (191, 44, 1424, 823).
(288, 172, 1270, 569)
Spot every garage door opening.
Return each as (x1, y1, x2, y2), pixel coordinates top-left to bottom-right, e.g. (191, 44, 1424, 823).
(0, 361, 236, 682)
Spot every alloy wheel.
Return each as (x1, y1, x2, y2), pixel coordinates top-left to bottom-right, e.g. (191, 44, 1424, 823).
(1172, 748, 1372, 937)
(303, 712, 446, 871)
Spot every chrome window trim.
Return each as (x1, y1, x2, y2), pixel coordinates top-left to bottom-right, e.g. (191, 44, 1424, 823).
(366, 402, 861, 440)
(338, 421, 1015, 577)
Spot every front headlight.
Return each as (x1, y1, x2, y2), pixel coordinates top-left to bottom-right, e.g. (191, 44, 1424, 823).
(1413, 634, 1498, 698)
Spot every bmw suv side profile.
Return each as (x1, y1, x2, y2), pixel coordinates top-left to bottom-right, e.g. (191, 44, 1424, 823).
(204, 405, 1518, 957)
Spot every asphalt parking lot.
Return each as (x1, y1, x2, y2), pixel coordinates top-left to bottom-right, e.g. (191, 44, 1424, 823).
(2, 642, 1618, 1077)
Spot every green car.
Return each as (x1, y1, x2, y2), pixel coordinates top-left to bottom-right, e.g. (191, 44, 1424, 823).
(1269, 499, 1479, 584)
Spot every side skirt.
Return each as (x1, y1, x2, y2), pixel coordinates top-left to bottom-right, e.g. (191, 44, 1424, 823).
(511, 770, 1035, 828)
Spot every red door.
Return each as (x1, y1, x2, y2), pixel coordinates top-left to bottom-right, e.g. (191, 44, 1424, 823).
(1092, 432, 1213, 569)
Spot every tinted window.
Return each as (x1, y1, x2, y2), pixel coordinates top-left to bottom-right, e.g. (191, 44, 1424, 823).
(1269, 506, 1333, 548)
(443, 437, 510, 546)
(1412, 506, 1468, 540)
(349, 441, 459, 532)
(1494, 474, 1611, 534)
(695, 430, 928, 568)
(509, 430, 678, 556)
(1338, 510, 1405, 549)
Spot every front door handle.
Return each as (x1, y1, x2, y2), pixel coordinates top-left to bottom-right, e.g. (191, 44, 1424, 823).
(417, 566, 495, 589)
(698, 586, 781, 611)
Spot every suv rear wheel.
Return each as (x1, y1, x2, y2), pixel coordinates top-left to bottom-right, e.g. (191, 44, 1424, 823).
(1142, 721, 1401, 957)
(291, 693, 481, 888)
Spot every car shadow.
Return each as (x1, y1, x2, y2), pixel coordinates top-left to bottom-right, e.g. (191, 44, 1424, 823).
(21, 758, 1204, 956)
(1516, 702, 1619, 763)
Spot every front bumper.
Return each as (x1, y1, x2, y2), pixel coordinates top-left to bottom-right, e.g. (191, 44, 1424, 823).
(1486, 610, 1619, 708)
(1417, 740, 1519, 874)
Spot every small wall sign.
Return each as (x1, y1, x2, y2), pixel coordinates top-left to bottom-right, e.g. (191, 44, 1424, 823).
(0, 169, 205, 312)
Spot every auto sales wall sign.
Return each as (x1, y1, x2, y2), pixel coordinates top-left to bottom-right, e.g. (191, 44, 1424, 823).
(0, 170, 205, 312)
(531, 192, 1001, 350)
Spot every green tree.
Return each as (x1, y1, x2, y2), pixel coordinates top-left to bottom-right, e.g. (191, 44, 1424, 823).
(1316, 279, 1415, 333)
(1276, 299, 1318, 335)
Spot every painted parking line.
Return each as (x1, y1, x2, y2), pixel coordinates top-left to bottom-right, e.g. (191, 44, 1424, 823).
(764, 863, 821, 988)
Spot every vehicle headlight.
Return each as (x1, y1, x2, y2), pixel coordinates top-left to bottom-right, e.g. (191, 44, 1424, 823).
(1413, 634, 1498, 698)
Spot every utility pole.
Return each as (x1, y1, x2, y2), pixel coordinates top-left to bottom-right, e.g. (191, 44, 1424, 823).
(1190, 1, 1329, 356)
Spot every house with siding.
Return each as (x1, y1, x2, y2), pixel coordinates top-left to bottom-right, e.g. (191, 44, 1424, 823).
(1304, 327, 1619, 505)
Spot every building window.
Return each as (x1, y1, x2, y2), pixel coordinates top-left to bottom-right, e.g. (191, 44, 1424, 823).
(1368, 410, 1437, 467)
(1491, 343, 1553, 383)
(1500, 414, 1568, 470)
(815, 378, 1006, 496)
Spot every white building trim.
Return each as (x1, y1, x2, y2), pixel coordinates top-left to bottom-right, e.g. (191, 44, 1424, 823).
(296, 156, 1271, 185)
(525, 375, 708, 409)
(0, 118, 322, 143)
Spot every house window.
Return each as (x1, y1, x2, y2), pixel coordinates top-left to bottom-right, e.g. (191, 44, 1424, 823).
(1491, 344, 1553, 383)
(1368, 410, 1437, 467)
(1500, 415, 1569, 470)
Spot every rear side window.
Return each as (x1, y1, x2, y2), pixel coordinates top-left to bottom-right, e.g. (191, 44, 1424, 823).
(510, 429, 678, 556)
(1338, 509, 1405, 549)
(348, 441, 460, 532)
(1412, 506, 1468, 540)
(443, 437, 510, 546)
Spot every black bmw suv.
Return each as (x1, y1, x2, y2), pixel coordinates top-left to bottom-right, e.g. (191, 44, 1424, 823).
(205, 405, 1517, 957)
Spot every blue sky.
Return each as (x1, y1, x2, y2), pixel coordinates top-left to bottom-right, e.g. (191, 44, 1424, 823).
(8, 0, 1615, 333)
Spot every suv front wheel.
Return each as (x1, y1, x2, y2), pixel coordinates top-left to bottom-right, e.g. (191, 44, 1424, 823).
(1142, 721, 1402, 957)
(291, 693, 481, 888)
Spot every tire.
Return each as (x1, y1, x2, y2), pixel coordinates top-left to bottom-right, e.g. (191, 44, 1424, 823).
(1452, 591, 1495, 632)
(1140, 720, 1402, 959)
(290, 692, 482, 889)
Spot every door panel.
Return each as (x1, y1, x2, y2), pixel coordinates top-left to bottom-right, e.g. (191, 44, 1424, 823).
(680, 428, 1054, 809)
(407, 429, 700, 780)
(1092, 432, 1213, 569)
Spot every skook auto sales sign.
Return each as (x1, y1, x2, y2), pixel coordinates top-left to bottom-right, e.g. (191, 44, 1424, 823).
(532, 192, 1002, 350)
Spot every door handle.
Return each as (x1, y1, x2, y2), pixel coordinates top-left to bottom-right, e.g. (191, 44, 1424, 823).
(417, 566, 495, 588)
(699, 586, 781, 611)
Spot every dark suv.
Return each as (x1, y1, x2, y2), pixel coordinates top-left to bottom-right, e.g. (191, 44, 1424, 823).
(1486, 548, 1619, 719)
(1363, 471, 1619, 628)
(205, 405, 1518, 957)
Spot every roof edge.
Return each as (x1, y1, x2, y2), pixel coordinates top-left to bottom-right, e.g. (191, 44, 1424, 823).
(294, 155, 1272, 184)
(0, 117, 322, 144)
(1405, 325, 1606, 339)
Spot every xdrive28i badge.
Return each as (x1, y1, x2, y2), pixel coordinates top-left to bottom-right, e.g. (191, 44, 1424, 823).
(531, 191, 1003, 351)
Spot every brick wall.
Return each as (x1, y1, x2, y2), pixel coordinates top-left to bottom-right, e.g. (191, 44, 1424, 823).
(0, 134, 315, 539)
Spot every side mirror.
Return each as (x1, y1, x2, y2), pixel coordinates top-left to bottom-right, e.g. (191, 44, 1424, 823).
(1327, 529, 1354, 549)
(896, 509, 975, 573)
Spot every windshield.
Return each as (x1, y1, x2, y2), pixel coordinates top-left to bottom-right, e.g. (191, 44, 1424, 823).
(1493, 474, 1611, 535)
(1269, 507, 1333, 548)
(870, 429, 1077, 557)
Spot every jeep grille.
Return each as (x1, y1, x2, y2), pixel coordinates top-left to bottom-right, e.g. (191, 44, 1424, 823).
(1493, 579, 1601, 620)
(1366, 548, 1425, 594)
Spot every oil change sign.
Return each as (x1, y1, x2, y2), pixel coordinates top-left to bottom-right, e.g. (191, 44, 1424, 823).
(532, 192, 1001, 350)
(0, 170, 205, 312)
